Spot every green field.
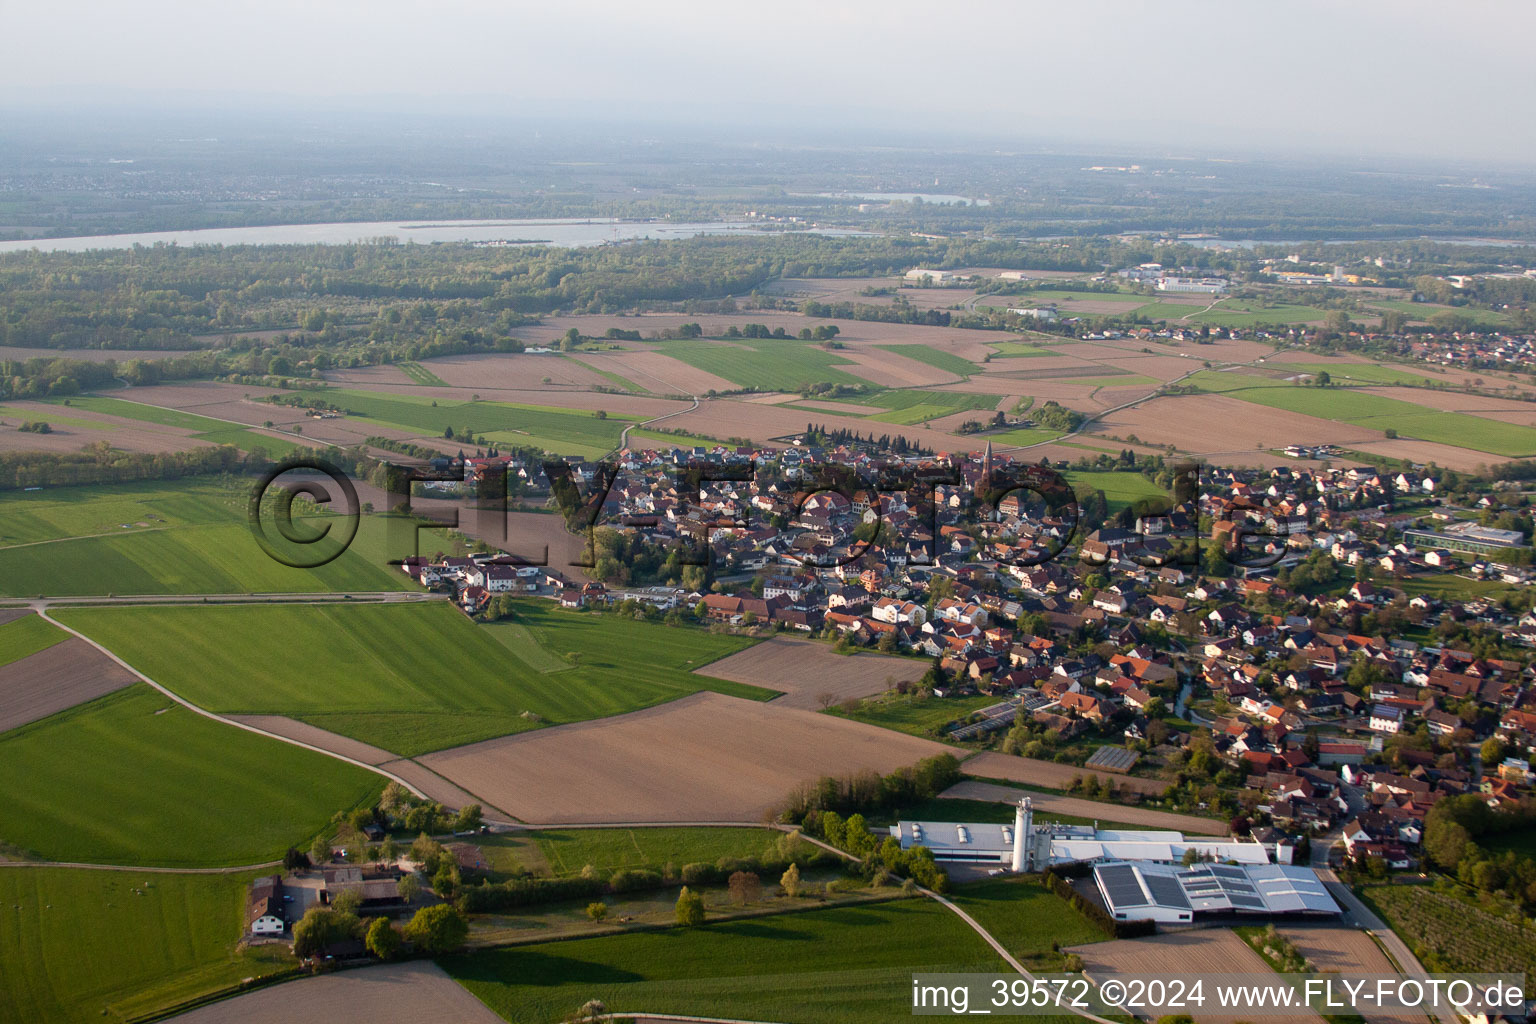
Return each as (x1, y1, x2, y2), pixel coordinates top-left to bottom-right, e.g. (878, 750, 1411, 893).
(991, 288, 1142, 306)
(0, 479, 244, 546)
(1187, 300, 1329, 327)
(1367, 299, 1509, 326)
(1066, 470, 1171, 513)
(329, 389, 629, 458)
(1185, 371, 1536, 456)
(445, 899, 1009, 1024)
(1130, 300, 1218, 321)
(0, 868, 289, 1024)
(987, 342, 1060, 358)
(990, 427, 1065, 447)
(830, 691, 999, 738)
(948, 877, 1106, 963)
(0, 614, 67, 667)
(0, 685, 382, 866)
(874, 344, 978, 377)
(0, 404, 114, 431)
(649, 338, 868, 391)
(397, 360, 448, 386)
(1272, 361, 1443, 386)
(485, 826, 782, 877)
(0, 514, 414, 597)
(866, 403, 967, 425)
(54, 396, 309, 456)
(60, 601, 768, 756)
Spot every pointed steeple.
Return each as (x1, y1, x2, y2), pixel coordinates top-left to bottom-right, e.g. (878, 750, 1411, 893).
(982, 439, 994, 488)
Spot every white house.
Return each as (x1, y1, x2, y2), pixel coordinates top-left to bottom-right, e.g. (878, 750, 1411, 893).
(1368, 705, 1404, 735)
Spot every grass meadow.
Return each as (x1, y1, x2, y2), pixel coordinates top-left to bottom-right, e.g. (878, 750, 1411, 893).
(0, 867, 289, 1024)
(946, 877, 1107, 964)
(480, 826, 783, 878)
(1187, 371, 1536, 457)
(329, 389, 629, 458)
(0, 685, 382, 866)
(0, 479, 413, 596)
(1065, 470, 1172, 513)
(60, 600, 768, 756)
(0, 614, 68, 667)
(873, 344, 978, 376)
(650, 337, 868, 391)
(445, 898, 1012, 1024)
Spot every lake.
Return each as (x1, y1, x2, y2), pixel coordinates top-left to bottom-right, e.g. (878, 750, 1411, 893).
(0, 219, 872, 254)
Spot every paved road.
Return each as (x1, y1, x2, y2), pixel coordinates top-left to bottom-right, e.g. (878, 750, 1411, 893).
(617, 391, 701, 451)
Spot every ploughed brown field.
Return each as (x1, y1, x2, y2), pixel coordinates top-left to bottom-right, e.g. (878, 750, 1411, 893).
(165, 960, 503, 1024)
(835, 347, 963, 387)
(1096, 394, 1384, 453)
(944, 780, 1227, 835)
(418, 691, 952, 824)
(663, 398, 961, 452)
(0, 421, 216, 456)
(1279, 925, 1427, 1024)
(694, 636, 926, 710)
(962, 751, 1173, 797)
(0, 636, 138, 733)
(1067, 930, 1325, 1024)
(573, 350, 735, 396)
(426, 351, 623, 391)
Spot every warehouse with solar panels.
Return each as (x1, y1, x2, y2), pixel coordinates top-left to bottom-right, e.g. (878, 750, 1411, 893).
(1093, 861, 1340, 924)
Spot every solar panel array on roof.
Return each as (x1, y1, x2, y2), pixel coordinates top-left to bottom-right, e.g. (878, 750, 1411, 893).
(1099, 861, 1342, 920)
(1143, 873, 1192, 910)
(1098, 863, 1150, 910)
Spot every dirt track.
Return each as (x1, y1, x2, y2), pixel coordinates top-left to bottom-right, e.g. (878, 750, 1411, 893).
(964, 751, 1171, 796)
(420, 691, 952, 824)
(0, 638, 138, 733)
(695, 637, 925, 710)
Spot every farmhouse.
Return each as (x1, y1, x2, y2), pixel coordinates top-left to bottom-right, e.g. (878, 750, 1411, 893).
(246, 875, 287, 936)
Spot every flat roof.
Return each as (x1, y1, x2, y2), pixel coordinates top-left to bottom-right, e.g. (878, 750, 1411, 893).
(1094, 861, 1339, 918)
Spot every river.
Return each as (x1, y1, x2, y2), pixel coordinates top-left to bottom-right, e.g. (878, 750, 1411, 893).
(0, 219, 873, 254)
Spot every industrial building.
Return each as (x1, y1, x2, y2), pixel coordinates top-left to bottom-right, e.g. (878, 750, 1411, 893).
(1093, 861, 1339, 924)
(890, 798, 1291, 871)
(891, 799, 1338, 925)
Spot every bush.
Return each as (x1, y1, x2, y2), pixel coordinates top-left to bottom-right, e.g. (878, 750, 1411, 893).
(457, 875, 606, 913)
(609, 869, 663, 893)
(403, 904, 469, 954)
(675, 886, 705, 926)
(681, 862, 718, 885)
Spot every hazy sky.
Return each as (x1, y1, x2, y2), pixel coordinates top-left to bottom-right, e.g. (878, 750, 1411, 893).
(5, 0, 1534, 162)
